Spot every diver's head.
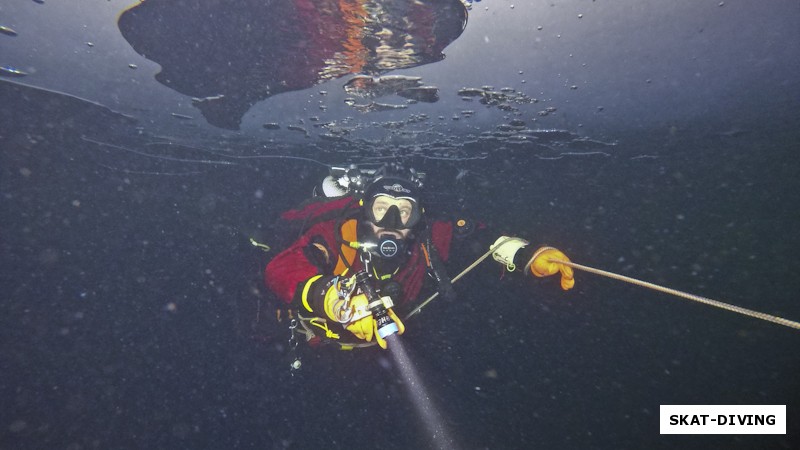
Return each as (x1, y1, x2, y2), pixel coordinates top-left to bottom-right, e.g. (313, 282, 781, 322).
(358, 165, 424, 263)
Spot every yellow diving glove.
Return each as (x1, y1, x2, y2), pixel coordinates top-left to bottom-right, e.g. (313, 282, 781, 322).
(320, 286, 377, 344)
(344, 294, 375, 343)
(349, 297, 406, 349)
(528, 247, 575, 290)
(322, 276, 405, 348)
(322, 278, 371, 323)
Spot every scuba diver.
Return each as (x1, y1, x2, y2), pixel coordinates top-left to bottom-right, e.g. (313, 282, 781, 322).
(264, 163, 576, 349)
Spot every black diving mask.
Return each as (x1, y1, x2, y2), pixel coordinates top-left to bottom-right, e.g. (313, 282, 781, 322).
(366, 196, 421, 230)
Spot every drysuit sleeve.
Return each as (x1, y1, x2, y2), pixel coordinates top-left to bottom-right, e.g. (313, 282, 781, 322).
(264, 222, 338, 313)
(489, 237, 575, 290)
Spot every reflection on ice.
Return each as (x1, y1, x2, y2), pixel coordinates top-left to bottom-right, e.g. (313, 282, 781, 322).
(1, 66, 28, 77)
(118, 0, 467, 130)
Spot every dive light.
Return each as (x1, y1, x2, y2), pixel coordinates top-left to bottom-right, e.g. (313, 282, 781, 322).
(354, 272, 399, 339)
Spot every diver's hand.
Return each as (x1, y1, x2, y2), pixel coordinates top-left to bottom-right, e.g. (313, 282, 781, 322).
(323, 276, 368, 323)
(528, 247, 575, 290)
(347, 297, 406, 350)
(344, 294, 375, 342)
(491, 236, 529, 270)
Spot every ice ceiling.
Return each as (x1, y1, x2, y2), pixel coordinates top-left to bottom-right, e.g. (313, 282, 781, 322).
(1, 0, 798, 158)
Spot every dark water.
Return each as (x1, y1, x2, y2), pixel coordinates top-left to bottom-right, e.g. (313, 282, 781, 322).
(2, 80, 798, 449)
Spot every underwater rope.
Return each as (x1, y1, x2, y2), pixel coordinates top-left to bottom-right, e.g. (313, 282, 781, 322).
(548, 258, 800, 331)
(298, 239, 800, 347)
(405, 237, 516, 319)
(408, 238, 800, 331)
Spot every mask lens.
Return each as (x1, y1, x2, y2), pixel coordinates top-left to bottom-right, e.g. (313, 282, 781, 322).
(370, 195, 417, 228)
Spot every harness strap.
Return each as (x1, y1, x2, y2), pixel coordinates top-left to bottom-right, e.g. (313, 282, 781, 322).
(421, 242, 432, 267)
(423, 230, 456, 301)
